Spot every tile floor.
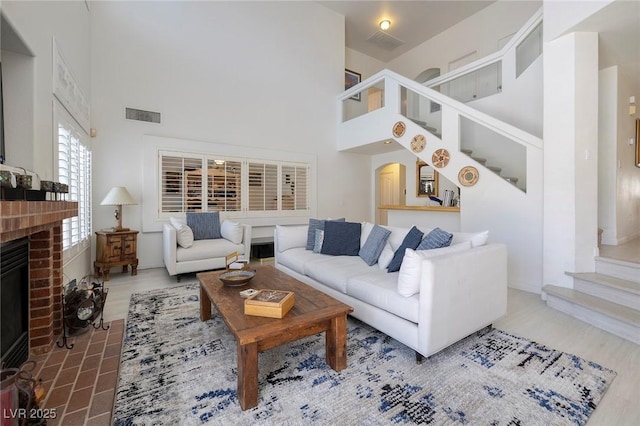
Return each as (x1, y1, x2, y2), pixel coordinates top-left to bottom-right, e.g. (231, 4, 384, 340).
(25, 318, 124, 426)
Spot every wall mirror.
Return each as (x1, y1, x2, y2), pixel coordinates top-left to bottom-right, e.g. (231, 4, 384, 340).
(416, 160, 439, 197)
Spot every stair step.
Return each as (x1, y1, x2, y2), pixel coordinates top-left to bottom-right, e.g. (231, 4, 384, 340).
(595, 256, 640, 283)
(487, 166, 502, 174)
(543, 284, 640, 344)
(566, 272, 640, 309)
(472, 157, 487, 165)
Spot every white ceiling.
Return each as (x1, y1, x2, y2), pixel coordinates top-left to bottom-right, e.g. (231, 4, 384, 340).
(318, 1, 495, 63)
(319, 0, 639, 90)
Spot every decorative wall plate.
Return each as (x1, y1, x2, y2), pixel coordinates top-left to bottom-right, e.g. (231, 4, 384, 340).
(458, 166, 479, 187)
(432, 149, 450, 168)
(410, 134, 426, 153)
(392, 121, 406, 138)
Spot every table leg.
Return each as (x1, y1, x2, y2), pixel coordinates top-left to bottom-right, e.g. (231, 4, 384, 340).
(237, 342, 258, 410)
(326, 314, 347, 371)
(200, 286, 211, 321)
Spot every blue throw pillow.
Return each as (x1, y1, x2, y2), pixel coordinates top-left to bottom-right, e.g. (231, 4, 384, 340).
(186, 212, 221, 240)
(305, 218, 345, 250)
(359, 225, 391, 266)
(387, 226, 424, 272)
(320, 221, 361, 256)
(417, 227, 453, 250)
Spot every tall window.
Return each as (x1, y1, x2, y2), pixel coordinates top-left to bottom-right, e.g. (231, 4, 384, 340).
(56, 101, 92, 253)
(159, 151, 309, 216)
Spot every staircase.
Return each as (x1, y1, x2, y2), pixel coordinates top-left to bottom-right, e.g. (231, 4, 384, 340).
(543, 254, 640, 344)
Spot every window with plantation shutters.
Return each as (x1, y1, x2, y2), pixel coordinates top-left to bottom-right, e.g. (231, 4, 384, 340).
(56, 101, 92, 253)
(158, 152, 310, 216)
(248, 162, 278, 212)
(281, 164, 309, 211)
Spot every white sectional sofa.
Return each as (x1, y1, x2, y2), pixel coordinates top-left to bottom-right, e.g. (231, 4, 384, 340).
(274, 222, 507, 359)
(163, 221, 251, 281)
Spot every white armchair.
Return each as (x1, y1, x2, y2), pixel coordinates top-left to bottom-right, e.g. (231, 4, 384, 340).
(163, 222, 252, 281)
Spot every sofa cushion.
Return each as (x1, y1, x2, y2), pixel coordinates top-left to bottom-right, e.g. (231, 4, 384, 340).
(347, 271, 419, 323)
(451, 230, 489, 247)
(276, 225, 307, 252)
(387, 226, 424, 273)
(277, 247, 330, 275)
(187, 212, 222, 240)
(416, 227, 452, 250)
(321, 221, 361, 256)
(382, 225, 411, 251)
(377, 242, 394, 270)
(304, 256, 372, 294)
(176, 238, 244, 262)
(220, 220, 243, 244)
(170, 217, 194, 248)
(396, 242, 472, 297)
(306, 218, 345, 250)
(359, 224, 391, 266)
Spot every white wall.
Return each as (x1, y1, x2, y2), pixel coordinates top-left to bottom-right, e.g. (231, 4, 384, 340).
(598, 66, 618, 244)
(90, 1, 369, 270)
(2, 1, 93, 278)
(345, 47, 386, 80)
(543, 32, 599, 288)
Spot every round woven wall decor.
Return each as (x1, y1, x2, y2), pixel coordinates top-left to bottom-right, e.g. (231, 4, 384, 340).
(458, 166, 479, 187)
(392, 121, 406, 138)
(432, 149, 450, 168)
(410, 134, 426, 153)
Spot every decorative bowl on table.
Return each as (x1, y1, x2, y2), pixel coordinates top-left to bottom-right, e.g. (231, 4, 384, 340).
(219, 270, 255, 287)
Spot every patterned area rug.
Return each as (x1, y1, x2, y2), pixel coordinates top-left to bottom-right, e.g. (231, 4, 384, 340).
(114, 284, 616, 425)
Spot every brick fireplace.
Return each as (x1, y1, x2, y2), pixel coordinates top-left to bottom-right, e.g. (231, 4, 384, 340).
(0, 201, 78, 357)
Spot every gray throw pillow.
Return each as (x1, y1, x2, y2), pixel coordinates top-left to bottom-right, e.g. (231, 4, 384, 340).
(186, 212, 222, 240)
(312, 229, 324, 253)
(387, 226, 424, 272)
(320, 221, 361, 256)
(359, 225, 391, 266)
(417, 227, 453, 250)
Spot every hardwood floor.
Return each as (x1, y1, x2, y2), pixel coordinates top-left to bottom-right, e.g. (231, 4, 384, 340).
(95, 260, 640, 425)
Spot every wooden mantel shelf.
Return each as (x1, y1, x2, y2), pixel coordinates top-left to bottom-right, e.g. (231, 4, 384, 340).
(378, 205, 460, 213)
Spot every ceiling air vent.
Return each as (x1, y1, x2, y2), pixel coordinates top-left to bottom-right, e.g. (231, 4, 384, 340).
(366, 31, 404, 51)
(125, 107, 161, 124)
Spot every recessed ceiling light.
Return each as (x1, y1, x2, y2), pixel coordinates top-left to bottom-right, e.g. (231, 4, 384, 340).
(384, 140, 392, 144)
(379, 20, 391, 31)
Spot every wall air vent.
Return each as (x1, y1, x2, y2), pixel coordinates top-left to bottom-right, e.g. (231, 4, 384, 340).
(366, 31, 404, 51)
(125, 108, 161, 124)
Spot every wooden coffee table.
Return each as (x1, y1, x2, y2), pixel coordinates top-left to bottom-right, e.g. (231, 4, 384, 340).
(197, 265, 353, 410)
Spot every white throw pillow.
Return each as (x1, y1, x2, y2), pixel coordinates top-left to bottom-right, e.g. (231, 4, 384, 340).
(170, 220, 194, 249)
(377, 242, 394, 270)
(170, 216, 186, 228)
(451, 230, 489, 247)
(220, 220, 243, 244)
(397, 242, 472, 297)
(276, 225, 308, 252)
(360, 222, 375, 248)
(382, 225, 411, 251)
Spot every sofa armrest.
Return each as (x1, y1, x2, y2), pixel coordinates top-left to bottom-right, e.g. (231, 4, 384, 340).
(163, 223, 178, 276)
(417, 243, 507, 356)
(241, 224, 252, 258)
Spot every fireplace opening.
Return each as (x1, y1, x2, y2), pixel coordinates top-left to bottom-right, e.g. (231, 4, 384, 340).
(1, 237, 29, 368)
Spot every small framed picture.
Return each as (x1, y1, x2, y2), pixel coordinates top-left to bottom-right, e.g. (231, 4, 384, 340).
(345, 69, 361, 101)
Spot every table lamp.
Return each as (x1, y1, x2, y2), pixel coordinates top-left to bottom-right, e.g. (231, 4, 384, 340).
(100, 186, 137, 231)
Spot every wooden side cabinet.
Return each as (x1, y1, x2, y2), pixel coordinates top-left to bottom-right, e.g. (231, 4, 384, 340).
(94, 230, 139, 281)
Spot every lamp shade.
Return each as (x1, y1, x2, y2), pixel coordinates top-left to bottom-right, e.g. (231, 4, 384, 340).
(100, 187, 137, 206)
